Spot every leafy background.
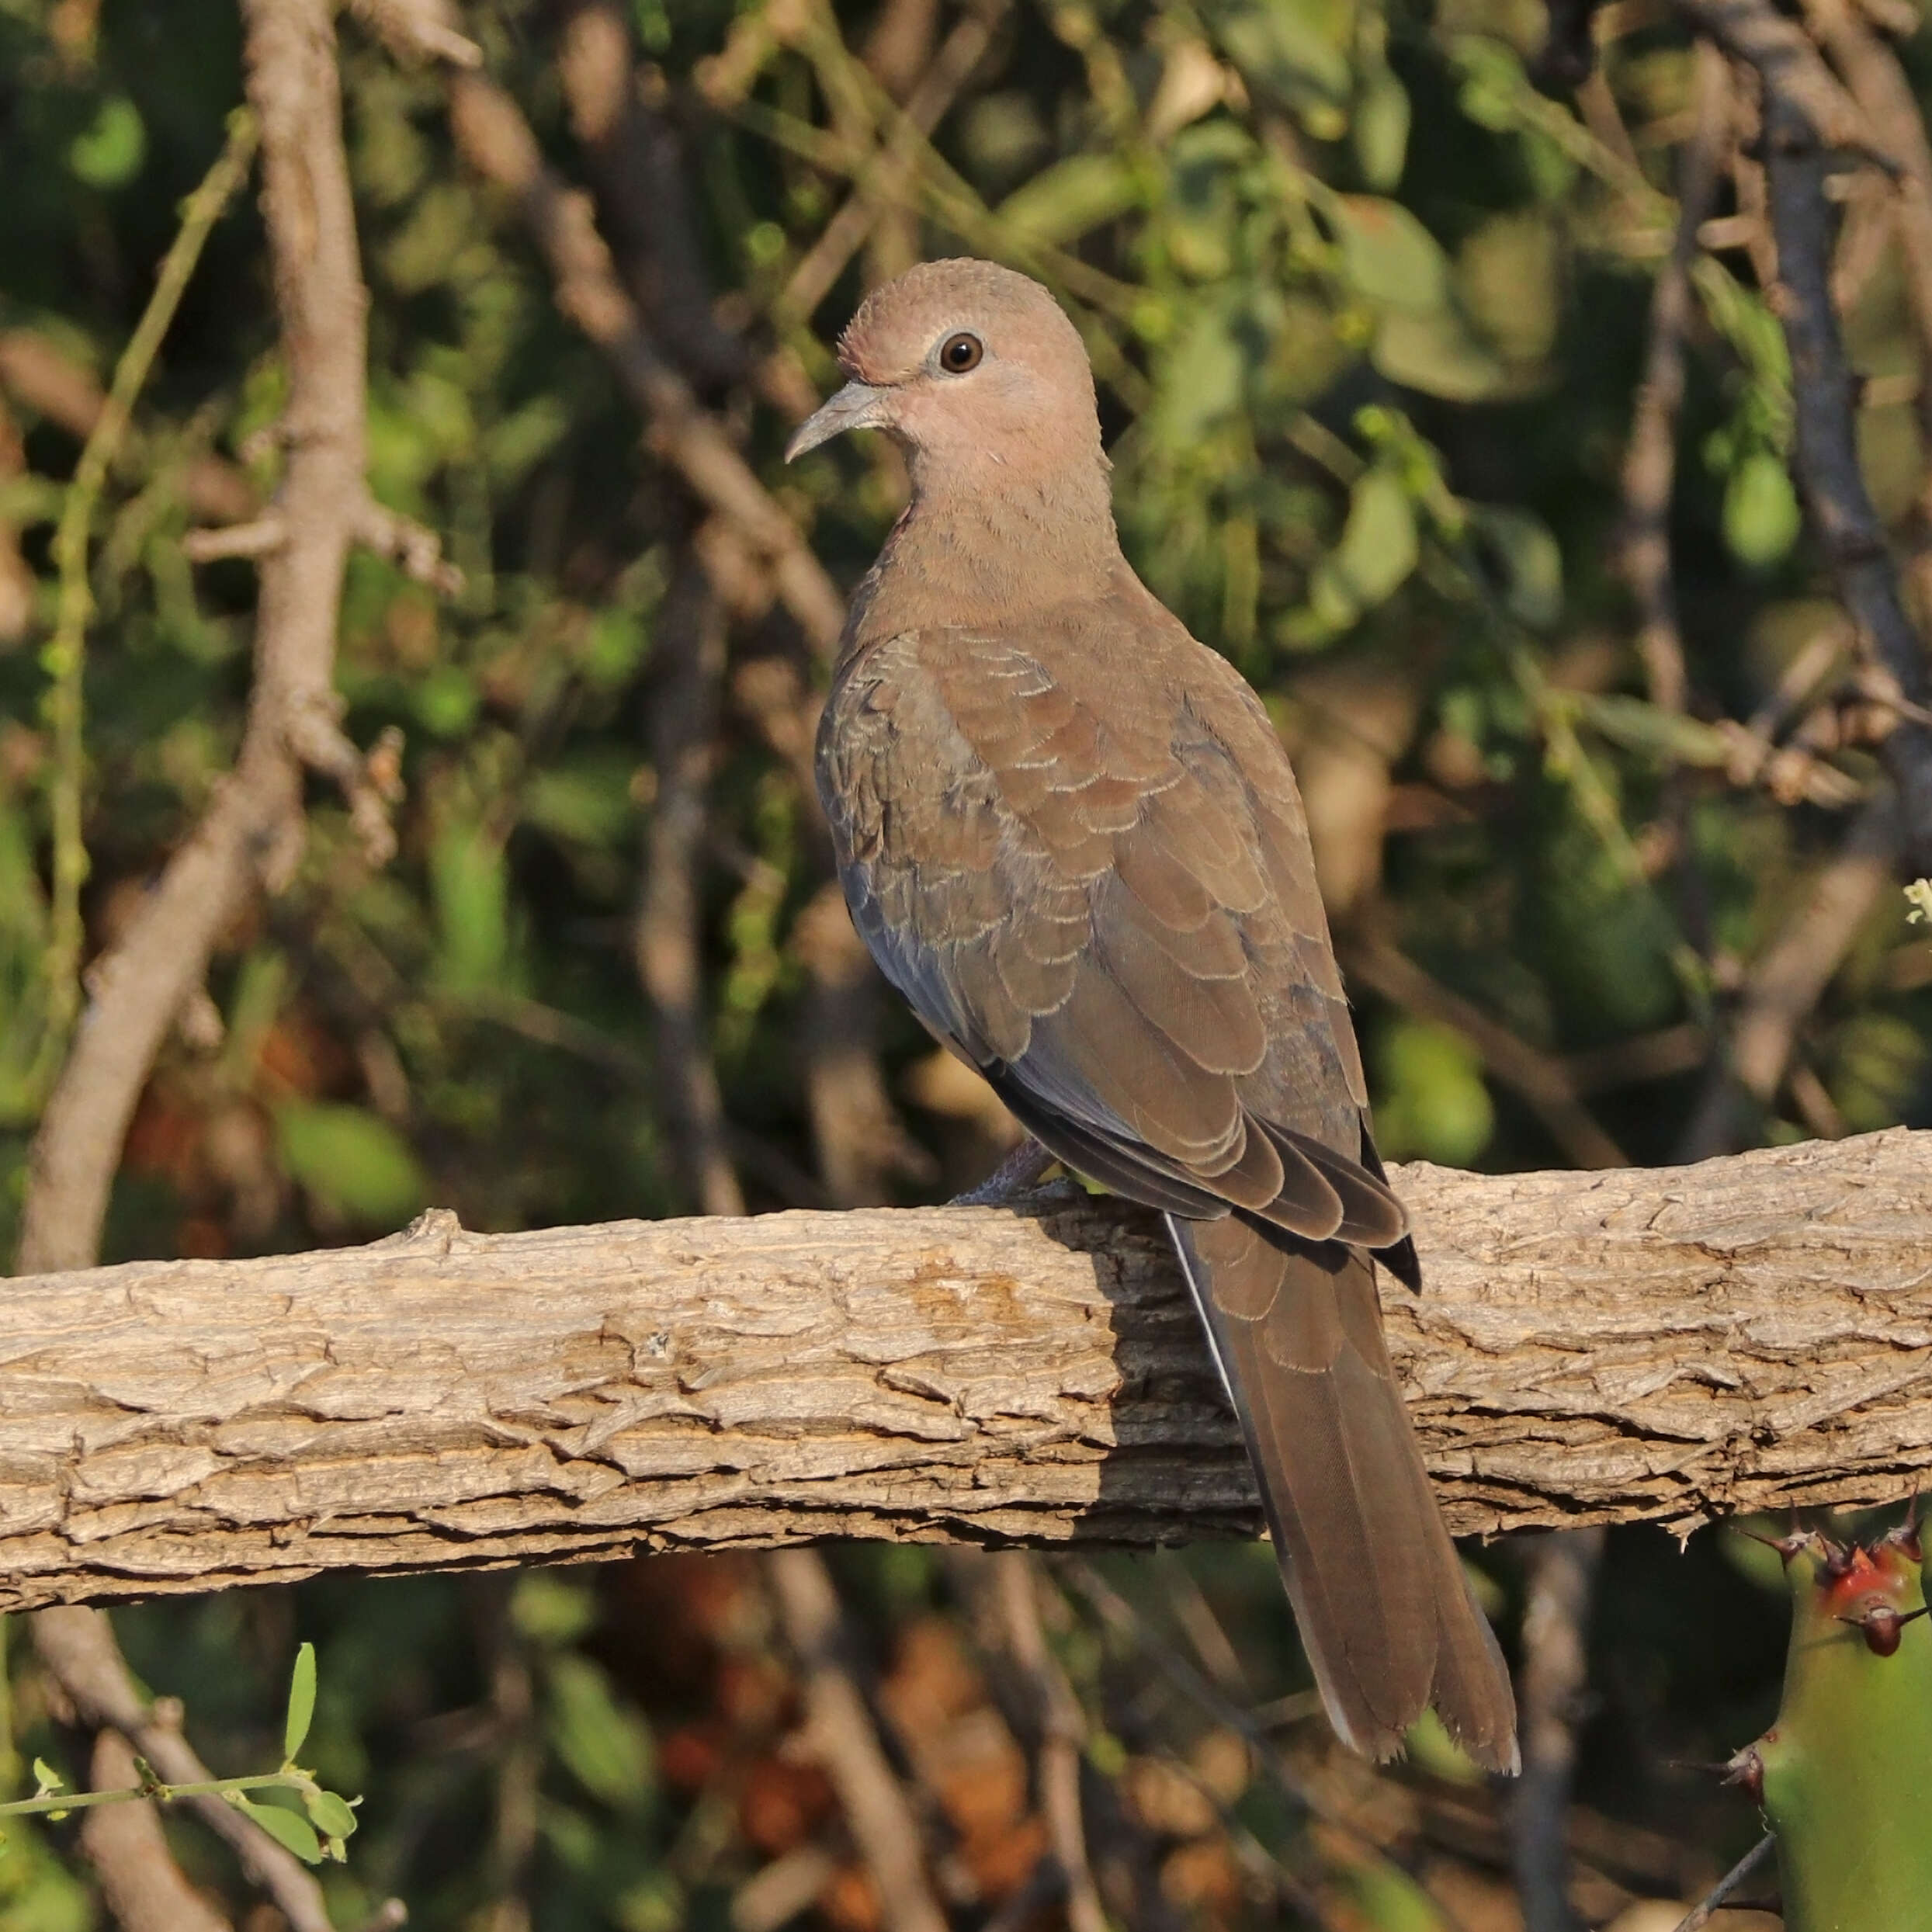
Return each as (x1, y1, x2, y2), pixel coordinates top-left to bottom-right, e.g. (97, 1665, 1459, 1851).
(2, 0, 1929, 1923)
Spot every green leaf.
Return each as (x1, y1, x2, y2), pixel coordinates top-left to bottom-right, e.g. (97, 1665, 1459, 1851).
(29, 1762, 62, 1798)
(431, 818, 510, 990)
(1375, 1018, 1494, 1167)
(1577, 694, 1733, 767)
(1372, 306, 1507, 401)
(231, 1795, 323, 1865)
(302, 1788, 359, 1840)
(276, 1104, 428, 1230)
(1311, 467, 1418, 621)
(522, 755, 640, 850)
(1213, 0, 1351, 132)
(68, 97, 146, 189)
(1353, 68, 1411, 191)
(545, 1653, 654, 1815)
(283, 1643, 317, 1763)
(994, 153, 1139, 247)
(1724, 449, 1802, 569)
(1469, 504, 1563, 629)
(1332, 196, 1450, 314)
(1153, 302, 1248, 442)
(511, 1571, 598, 1648)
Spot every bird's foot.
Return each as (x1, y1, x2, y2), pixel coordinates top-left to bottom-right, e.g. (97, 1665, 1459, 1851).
(951, 1136, 1056, 1206)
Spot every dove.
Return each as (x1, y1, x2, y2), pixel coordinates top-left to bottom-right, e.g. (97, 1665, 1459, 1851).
(789, 258, 1517, 1770)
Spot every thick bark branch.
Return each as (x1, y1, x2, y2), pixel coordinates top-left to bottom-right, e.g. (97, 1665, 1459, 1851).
(2, 1129, 1929, 1611)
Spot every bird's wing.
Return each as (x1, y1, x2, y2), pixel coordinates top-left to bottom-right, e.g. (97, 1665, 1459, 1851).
(816, 616, 1400, 1242)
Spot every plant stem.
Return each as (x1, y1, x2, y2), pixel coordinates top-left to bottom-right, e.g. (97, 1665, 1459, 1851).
(0, 1767, 310, 1820)
(32, 105, 258, 1100)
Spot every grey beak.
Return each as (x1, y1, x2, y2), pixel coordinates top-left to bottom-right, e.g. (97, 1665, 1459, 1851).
(784, 380, 890, 462)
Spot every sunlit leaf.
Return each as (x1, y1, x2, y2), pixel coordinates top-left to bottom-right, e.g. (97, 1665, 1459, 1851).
(283, 1642, 317, 1762)
(545, 1653, 654, 1816)
(1373, 1018, 1494, 1167)
(68, 97, 146, 189)
(995, 152, 1139, 246)
(1353, 67, 1411, 190)
(302, 1788, 359, 1840)
(431, 818, 511, 990)
(1332, 196, 1449, 313)
(231, 1795, 323, 1865)
(1372, 306, 1507, 401)
(1312, 467, 1418, 619)
(276, 1104, 428, 1229)
(1213, 0, 1351, 133)
(1724, 449, 1802, 569)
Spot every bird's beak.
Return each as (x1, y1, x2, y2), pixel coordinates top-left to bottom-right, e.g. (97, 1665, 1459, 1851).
(784, 381, 890, 463)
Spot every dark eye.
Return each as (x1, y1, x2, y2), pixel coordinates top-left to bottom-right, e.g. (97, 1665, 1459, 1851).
(938, 331, 983, 373)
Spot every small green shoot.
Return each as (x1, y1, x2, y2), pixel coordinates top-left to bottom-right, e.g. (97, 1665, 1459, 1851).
(0, 1643, 360, 1865)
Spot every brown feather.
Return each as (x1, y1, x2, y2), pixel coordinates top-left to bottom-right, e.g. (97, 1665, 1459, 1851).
(807, 258, 1515, 1772)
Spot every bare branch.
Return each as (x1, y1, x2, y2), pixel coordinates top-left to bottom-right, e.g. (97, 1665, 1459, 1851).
(2, 1132, 1930, 1611)
(34, 1607, 340, 1932)
(16, 0, 396, 1274)
(1509, 1529, 1605, 1932)
(445, 73, 847, 657)
(769, 1550, 951, 1932)
(79, 1730, 234, 1932)
(1679, 0, 1932, 865)
(635, 550, 745, 1219)
(1621, 44, 1729, 720)
(1677, 796, 1899, 1157)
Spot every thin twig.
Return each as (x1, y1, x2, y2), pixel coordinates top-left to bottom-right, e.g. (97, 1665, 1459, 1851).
(16, 0, 420, 1274)
(33, 108, 258, 1100)
(1669, 1832, 1776, 1931)
(444, 73, 848, 657)
(768, 1549, 950, 1932)
(636, 550, 745, 1218)
(1677, 795, 1899, 1157)
(1680, 0, 1932, 868)
(33, 1608, 345, 1932)
(780, 0, 1008, 324)
(1621, 44, 1729, 720)
(1509, 1529, 1605, 1932)
(1343, 930, 1631, 1169)
(990, 1556, 1108, 1932)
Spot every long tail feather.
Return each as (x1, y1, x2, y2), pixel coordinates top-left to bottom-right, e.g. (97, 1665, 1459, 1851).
(1164, 1212, 1518, 1771)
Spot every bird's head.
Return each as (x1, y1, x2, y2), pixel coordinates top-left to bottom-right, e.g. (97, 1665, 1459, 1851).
(785, 258, 1103, 477)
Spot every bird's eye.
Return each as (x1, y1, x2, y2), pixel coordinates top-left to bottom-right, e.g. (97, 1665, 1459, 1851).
(938, 331, 983, 373)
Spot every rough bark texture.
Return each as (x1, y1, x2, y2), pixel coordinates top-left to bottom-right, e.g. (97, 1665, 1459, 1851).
(2, 1129, 1929, 1611)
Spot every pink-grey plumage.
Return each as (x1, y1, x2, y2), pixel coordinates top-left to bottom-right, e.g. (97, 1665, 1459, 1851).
(790, 258, 1518, 1771)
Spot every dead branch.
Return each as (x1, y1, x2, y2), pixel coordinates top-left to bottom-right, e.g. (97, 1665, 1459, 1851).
(769, 1549, 952, 1932)
(1620, 43, 1729, 721)
(1677, 795, 1899, 1156)
(636, 550, 746, 1219)
(444, 72, 846, 657)
(2, 1129, 1930, 1611)
(16, 0, 404, 1275)
(34, 1607, 340, 1932)
(1341, 932, 1629, 1170)
(78, 1732, 234, 1932)
(1680, 0, 1932, 867)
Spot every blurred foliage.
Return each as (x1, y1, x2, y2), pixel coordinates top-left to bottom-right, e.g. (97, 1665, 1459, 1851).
(3, 0, 1932, 1922)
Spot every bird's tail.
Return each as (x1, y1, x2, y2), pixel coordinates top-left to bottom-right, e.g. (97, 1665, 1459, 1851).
(1165, 1211, 1519, 1772)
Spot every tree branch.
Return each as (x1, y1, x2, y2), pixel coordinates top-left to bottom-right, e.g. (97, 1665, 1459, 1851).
(16, 0, 405, 1275)
(2, 1130, 1929, 1611)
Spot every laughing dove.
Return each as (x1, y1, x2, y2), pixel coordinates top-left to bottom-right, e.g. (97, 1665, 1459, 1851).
(789, 258, 1518, 1771)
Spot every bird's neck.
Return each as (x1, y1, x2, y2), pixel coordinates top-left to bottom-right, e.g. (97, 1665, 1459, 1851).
(845, 446, 1123, 650)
